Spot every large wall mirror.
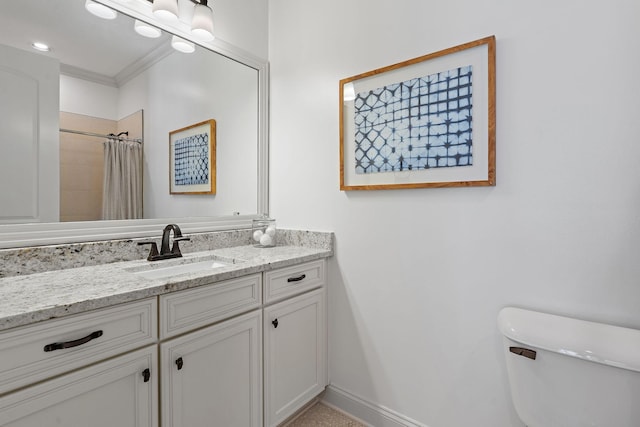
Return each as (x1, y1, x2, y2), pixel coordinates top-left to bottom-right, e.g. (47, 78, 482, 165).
(0, 0, 268, 249)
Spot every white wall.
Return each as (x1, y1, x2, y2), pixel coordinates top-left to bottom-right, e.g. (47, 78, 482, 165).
(60, 75, 119, 120)
(119, 48, 258, 219)
(212, 0, 268, 59)
(268, 1, 640, 426)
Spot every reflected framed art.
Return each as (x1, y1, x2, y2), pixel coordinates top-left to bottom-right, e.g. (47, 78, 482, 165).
(169, 119, 216, 195)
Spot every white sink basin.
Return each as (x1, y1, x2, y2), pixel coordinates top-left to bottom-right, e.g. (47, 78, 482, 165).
(126, 257, 237, 280)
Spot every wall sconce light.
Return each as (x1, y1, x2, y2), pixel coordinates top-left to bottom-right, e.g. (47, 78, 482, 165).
(171, 35, 196, 53)
(152, 0, 179, 22)
(85, 0, 118, 20)
(191, 0, 214, 41)
(134, 19, 162, 38)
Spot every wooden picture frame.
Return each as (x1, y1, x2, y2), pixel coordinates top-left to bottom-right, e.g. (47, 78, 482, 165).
(169, 119, 216, 195)
(339, 36, 496, 190)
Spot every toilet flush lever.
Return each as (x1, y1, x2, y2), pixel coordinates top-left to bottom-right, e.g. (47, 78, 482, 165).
(510, 346, 537, 360)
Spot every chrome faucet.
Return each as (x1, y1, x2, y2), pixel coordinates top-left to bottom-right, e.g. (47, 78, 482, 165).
(138, 224, 191, 261)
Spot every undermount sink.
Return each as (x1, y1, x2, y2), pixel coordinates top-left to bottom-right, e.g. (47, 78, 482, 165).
(126, 256, 239, 280)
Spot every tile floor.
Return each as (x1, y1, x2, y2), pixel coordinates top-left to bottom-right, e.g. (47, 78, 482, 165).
(284, 403, 366, 426)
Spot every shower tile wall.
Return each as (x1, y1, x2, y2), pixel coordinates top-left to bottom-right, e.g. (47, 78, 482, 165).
(59, 110, 143, 222)
(117, 110, 143, 143)
(59, 112, 112, 222)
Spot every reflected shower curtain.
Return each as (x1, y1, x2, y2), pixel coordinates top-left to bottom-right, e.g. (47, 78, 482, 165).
(102, 138, 143, 220)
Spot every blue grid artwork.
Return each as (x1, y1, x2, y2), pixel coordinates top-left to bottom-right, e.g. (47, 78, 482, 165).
(173, 133, 210, 186)
(353, 65, 473, 174)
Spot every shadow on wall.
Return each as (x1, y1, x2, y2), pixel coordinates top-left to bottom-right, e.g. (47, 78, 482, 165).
(325, 251, 427, 427)
(324, 243, 524, 427)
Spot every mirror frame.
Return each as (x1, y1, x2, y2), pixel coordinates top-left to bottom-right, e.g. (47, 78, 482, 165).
(0, 0, 269, 249)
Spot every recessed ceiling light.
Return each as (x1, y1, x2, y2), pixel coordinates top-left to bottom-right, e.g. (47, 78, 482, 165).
(31, 42, 51, 52)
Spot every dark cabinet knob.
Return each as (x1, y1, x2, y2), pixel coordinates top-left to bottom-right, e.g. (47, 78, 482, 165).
(272, 318, 278, 328)
(142, 368, 151, 383)
(176, 357, 184, 370)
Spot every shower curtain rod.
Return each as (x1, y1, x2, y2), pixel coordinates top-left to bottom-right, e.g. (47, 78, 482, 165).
(60, 128, 143, 144)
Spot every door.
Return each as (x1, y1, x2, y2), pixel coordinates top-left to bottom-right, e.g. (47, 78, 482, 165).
(0, 346, 157, 427)
(0, 44, 59, 223)
(161, 310, 262, 427)
(264, 288, 326, 427)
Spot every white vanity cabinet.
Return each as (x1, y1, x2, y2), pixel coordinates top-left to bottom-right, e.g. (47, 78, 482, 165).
(159, 261, 327, 427)
(0, 299, 158, 427)
(263, 260, 327, 427)
(159, 274, 263, 427)
(0, 256, 329, 427)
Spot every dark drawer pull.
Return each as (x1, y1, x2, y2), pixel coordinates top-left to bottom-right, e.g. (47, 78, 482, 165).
(44, 330, 104, 352)
(287, 274, 306, 283)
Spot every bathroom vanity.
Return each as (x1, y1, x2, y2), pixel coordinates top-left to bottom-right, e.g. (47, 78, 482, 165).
(0, 235, 332, 427)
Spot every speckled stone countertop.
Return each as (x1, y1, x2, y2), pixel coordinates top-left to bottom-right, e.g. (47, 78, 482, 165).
(0, 240, 333, 333)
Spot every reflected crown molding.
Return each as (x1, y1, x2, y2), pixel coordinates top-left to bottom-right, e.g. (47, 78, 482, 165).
(115, 42, 173, 86)
(60, 63, 117, 87)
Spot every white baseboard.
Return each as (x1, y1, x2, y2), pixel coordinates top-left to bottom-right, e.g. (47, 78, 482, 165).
(321, 385, 429, 427)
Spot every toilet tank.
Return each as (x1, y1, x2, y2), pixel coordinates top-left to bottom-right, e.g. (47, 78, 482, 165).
(498, 307, 640, 427)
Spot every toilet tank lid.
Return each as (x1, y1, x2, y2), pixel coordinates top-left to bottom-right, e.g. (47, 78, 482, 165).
(498, 307, 640, 373)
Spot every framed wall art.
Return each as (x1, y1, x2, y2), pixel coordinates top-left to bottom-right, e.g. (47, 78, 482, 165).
(339, 36, 496, 190)
(169, 119, 216, 195)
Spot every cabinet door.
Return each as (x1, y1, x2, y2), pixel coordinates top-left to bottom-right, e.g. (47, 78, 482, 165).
(161, 310, 262, 427)
(264, 288, 326, 427)
(0, 346, 157, 427)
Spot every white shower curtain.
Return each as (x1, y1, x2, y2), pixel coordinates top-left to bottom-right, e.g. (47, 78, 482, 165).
(102, 138, 143, 220)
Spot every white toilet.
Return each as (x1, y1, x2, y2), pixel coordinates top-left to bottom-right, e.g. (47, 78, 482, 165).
(498, 307, 640, 426)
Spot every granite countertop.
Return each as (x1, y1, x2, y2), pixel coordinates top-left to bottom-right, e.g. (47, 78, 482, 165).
(0, 244, 332, 332)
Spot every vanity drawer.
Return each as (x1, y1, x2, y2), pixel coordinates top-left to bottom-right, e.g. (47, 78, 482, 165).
(159, 273, 262, 339)
(264, 259, 326, 304)
(0, 298, 157, 395)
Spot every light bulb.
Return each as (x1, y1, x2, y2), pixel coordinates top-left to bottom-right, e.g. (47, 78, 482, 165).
(85, 0, 118, 20)
(191, 1, 214, 42)
(152, 0, 179, 21)
(134, 20, 162, 38)
(171, 36, 195, 54)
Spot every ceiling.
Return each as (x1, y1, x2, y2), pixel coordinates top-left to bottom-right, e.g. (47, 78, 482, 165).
(0, 0, 169, 83)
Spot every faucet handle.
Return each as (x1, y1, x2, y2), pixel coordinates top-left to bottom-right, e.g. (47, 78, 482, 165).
(171, 237, 190, 256)
(137, 241, 159, 261)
